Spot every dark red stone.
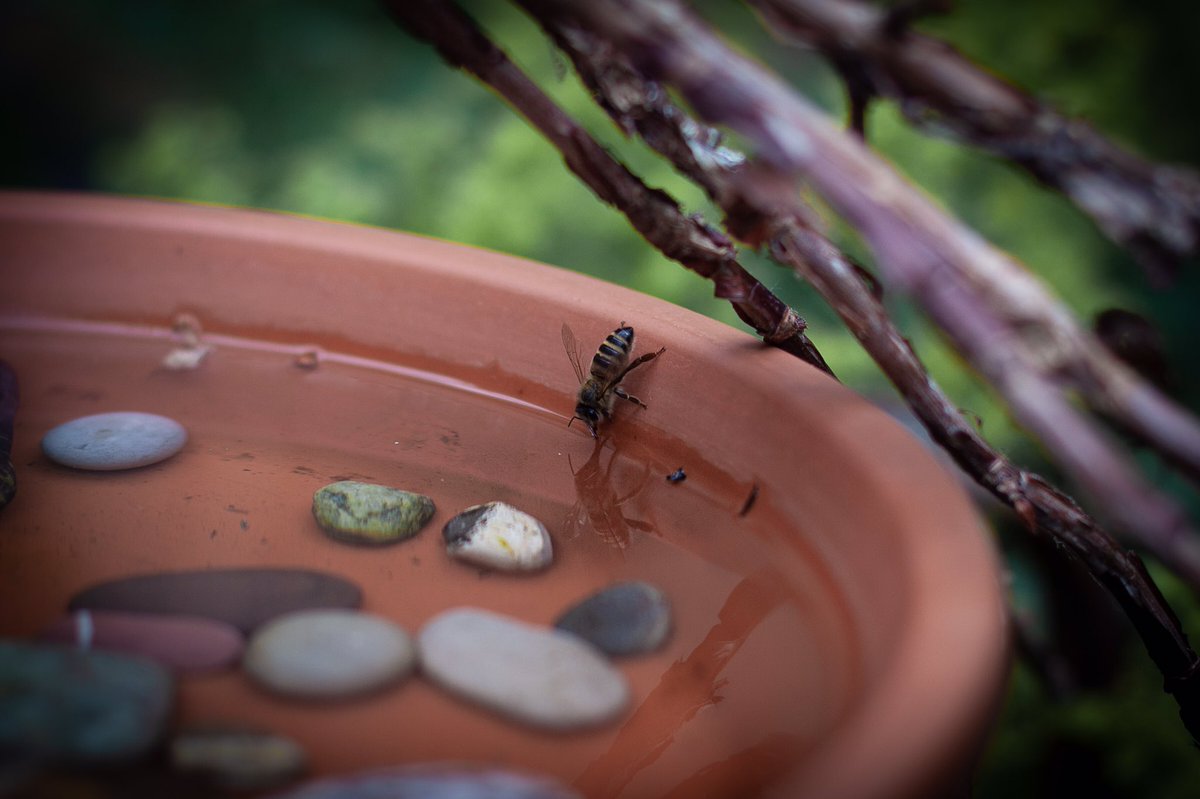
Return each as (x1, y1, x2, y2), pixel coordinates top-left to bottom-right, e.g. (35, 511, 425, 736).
(68, 568, 362, 634)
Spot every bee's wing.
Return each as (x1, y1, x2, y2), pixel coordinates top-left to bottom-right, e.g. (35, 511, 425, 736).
(561, 323, 586, 383)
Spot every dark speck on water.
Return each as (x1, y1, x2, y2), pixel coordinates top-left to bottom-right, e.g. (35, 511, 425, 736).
(739, 483, 759, 517)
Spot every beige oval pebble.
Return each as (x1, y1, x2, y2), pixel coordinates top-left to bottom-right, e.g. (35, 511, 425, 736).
(244, 610, 415, 700)
(418, 608, 629, 730)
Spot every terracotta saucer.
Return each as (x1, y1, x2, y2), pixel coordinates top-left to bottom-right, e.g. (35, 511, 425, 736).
(0, 192, 1008, 798)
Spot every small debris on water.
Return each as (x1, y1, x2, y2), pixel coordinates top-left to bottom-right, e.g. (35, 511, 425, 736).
(162, 344, 212, 370)
(170, 312, 204, 346)
(163, 312, 212, 370)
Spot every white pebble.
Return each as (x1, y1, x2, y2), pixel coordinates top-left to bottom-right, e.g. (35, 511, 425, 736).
(41, 411, 187, 471)
(418, 608, 629, 730)
(441, 502, 553, 572)
(244, 610, 415, 700)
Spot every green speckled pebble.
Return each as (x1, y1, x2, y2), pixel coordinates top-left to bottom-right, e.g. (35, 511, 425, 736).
(312, 481, 435, 546)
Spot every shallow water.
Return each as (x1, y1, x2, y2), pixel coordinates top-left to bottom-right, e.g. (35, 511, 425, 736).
(0, 319, 861, 797)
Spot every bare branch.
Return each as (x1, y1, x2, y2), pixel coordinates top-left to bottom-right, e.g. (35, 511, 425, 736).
(383, 0, 831, 376)
(751, 0, 1200, 283)
(518, 3, 1200, 736)
(534, 0, 1200, 594)
(382, 0, 1200, 739)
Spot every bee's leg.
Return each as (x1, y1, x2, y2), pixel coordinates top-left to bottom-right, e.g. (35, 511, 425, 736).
(613, 386, 648, 408)
(615, 347, 666, 383)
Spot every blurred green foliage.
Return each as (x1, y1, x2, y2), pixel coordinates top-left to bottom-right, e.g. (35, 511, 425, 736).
(3, 0, 1200, 795)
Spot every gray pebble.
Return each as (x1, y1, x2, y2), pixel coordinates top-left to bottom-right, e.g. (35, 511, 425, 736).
(0, 639, 173, 764)
(271, 766, 581, 799)
(170, 727, 306, 790)
(554, 581, 672, 656)
(418, 608, 628, 730)
(244, 610, 416, 700)
(42, 411, 187, 470)
(313, 481, 435, 545)
(442, 502, 552, 571)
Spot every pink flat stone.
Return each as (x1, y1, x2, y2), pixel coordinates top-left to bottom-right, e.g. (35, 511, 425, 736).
(40, 610, 244, 672)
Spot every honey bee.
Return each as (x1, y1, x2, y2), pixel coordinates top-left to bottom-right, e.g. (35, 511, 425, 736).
(562, 322, 665, 438)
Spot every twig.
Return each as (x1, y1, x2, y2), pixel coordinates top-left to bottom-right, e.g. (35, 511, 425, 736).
(751, 0, 1200, 284)
(383, 0, 831, 377)
(537, 0, 1200, 596)
(515, 3, 1200, 738)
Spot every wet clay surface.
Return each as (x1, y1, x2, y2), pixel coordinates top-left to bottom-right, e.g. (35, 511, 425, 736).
(0, 327, 853, 797)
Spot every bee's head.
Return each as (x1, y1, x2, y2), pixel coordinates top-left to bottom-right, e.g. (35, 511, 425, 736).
(570, 404, 601, 437)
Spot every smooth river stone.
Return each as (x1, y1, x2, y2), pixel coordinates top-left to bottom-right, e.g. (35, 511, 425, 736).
(41, 411, 187, 470)
(312, 481, 435, 546)
(0, 640, 173, 764)
(39, 609, 244, 672)
(171, 727, 307, 790)
(271, 766, 581, 799)
(418, 608, 629, 730)
(68, 568, 362, 634)
(442, 502, 553, 572)
(554, 581, 672, 657)
(244, 610, 416, 700)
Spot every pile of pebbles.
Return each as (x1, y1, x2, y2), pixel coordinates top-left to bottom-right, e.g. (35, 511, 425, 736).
(6, 411, 676, 796)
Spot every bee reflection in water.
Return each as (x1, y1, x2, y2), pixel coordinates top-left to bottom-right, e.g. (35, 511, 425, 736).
(565, 437, 656, 550)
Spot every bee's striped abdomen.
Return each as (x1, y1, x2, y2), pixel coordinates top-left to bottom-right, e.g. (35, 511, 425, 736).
(590, 326, 634, 381)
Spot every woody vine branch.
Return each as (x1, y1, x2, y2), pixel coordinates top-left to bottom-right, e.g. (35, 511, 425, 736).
(386, 0, 1200, 740)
